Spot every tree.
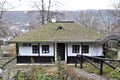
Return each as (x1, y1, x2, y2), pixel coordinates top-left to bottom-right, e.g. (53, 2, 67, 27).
(75, 10, 101, 31)
(31, 0, 61, 25)
(108, 0, 120, 34)
(0, 0, 11, 37)
(99, 10, 116, 36)
(110, 0, 120, 59)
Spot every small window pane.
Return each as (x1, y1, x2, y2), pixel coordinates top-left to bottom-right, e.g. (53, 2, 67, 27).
(82, 45, 89, 53)
(42, 45, 49, 53)
(32, 45, 39, 54)
(72, 45, 80, 53)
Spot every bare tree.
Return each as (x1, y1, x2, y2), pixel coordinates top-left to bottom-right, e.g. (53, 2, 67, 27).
(31, 0, 60, 25)
(0, 0, 11, 37)
(75, 10, 101, 31)
(109, 0, 120, 28)
(110, 0, 120, 59)
(99, 10, 116, 36)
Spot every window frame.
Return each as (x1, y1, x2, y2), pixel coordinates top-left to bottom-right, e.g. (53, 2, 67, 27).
(82, 45, 89, 53)
(32, 44, 39, 54)
(42, 45, 49, 53)
(72, 45, 80, 53)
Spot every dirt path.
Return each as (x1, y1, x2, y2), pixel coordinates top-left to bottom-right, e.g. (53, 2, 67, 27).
(73, 67, 107, 80)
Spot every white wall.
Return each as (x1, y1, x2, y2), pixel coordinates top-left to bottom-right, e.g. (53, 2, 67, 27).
(40, 43, 54, 56)
(68, 43, 103, 56)
(19, 46, 38, 56)
(18, 43, 54, 56)
(83, 43, 103, 56)
(18, 42, 103, 57)
(68, 43, 81, 56)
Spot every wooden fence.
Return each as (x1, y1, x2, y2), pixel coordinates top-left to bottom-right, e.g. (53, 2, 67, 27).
(75, 54, 120, 75)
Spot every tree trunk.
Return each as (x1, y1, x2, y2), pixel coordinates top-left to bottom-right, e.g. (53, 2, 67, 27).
(41, 0, 45, 25)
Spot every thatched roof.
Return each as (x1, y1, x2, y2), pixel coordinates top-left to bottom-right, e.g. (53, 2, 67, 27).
(10, 22, 104, 43)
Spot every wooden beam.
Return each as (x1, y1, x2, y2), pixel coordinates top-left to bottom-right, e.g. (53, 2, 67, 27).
(16, 43, 19, 56)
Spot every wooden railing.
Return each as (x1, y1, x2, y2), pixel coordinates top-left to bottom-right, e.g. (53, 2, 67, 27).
(75, 54, 120, 75)
(0, 56, 16, 70)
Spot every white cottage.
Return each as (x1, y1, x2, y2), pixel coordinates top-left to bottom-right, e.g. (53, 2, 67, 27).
(10, 21, 104, 63)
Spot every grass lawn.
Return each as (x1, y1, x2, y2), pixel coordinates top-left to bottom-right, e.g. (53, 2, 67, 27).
(82, 62, 120, 79)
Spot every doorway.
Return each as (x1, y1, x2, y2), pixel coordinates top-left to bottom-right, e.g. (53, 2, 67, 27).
(57, 43, 65, 60)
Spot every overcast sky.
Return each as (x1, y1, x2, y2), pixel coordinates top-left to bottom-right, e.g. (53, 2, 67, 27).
(5, 0, 114, 11)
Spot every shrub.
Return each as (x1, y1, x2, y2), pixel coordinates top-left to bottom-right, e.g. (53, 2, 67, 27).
(24, 66, 53, 80)
(105, 50, 117, 59)
(56, 56, 67, 80)
(13, 71, 24, 80)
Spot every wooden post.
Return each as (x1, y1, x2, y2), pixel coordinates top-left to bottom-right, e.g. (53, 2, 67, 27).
(100, 60, 103, 75)
(16, 43, 19, 63)
(80, 43, 83, 69)
(75, 55, 77, 67)
(80, 55, 83, 69)
(16, 43, 19, 56)
(38, 43, 40, 56)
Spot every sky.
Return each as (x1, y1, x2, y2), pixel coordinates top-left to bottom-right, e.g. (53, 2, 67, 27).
(4, 0, 114, 11)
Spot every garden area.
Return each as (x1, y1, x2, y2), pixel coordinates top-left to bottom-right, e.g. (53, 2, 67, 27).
(0, 44, 120, 80)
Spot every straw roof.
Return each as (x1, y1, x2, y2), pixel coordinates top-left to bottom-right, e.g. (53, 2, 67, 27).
(10, 22, 103, 43)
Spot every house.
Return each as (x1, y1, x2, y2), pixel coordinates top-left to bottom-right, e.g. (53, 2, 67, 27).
(9, 21, 104, 63)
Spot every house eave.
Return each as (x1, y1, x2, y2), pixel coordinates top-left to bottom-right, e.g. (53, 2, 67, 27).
(8, 40, 103, 44)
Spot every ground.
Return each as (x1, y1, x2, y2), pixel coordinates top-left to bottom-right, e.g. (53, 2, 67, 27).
(0, 57, 107, 80)
(0, 56, 107, 80)
(0, 57, 57, 80)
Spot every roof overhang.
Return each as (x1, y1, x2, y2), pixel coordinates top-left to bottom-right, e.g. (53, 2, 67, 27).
(8, 40, 103, 44)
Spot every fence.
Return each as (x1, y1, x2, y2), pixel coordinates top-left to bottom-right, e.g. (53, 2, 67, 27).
(75, 54, 120, 75)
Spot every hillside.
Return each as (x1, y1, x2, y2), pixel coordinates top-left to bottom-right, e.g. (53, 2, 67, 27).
(1, 10, 118, 36)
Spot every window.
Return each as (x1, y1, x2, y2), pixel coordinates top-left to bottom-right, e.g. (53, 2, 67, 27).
(22, 43, 31, 47)
(42, 45, 49, 53)
(82, 45, 89, 53)
(32, 45, 39, 54)
(72, 45, 80, 53)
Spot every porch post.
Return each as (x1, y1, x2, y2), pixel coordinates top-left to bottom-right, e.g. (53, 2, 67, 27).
(81, 43, 83, 55)
(38, 43, 40, 56)
(55, 43, 57, 62)
(65, 43, 68, 62)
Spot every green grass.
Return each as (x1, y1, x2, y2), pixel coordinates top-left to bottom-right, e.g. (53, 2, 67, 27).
(82, 63, 120, 79)
(105, 50, 117, 59)
(0, 78, 2, 80)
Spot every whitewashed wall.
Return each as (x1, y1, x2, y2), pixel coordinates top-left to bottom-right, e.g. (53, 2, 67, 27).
(68, 43, 103, 56)
(18, 43, 54, 56)
(83, 43, 103, 56)
(40, 43, 54, 56)
(19, 45, 38, 56)
(18, 42, 103, 57)
(68, 43, 81, 56)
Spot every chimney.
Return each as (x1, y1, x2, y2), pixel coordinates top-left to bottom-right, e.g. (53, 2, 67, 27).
(51, 16, 56, 23)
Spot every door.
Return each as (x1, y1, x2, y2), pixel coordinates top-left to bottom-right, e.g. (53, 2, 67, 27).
(57, 43, 65, 60)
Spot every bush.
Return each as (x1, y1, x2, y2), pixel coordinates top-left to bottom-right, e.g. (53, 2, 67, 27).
(23, 66, 53, 80)
(13, 71, 24, 80)
(105, 50, 117, 59)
